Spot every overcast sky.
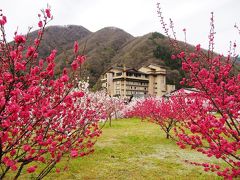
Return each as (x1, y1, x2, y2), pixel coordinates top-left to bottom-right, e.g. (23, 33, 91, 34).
(1, 0, 240, 54)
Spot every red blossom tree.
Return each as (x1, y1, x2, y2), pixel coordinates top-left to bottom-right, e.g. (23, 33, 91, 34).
(124, 96, 184, 139)
(0, 8, 103, 179)
(157, 3, 240, 178)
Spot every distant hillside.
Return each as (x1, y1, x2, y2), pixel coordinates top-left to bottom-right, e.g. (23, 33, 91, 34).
(110, 32, 189, 89)
(26, 25, 191, 89)
(76, 27, 134, 87)
(27, 25, 92, 57)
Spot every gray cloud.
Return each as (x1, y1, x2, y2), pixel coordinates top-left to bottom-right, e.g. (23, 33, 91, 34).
(1, 0, 239, 54)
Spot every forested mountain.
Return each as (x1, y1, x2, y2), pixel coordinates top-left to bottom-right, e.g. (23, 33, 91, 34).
(27, 25, 193, 89)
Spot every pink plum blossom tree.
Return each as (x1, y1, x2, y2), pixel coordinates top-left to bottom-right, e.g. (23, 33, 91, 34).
(157, 3, 240, 178)
(0, 7, 103, 179)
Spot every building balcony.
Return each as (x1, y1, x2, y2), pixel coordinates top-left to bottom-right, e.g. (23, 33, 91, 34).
(112, 75, 148, 81)
(126, 84, 148, 87)
(101, 78, 107, 82)
(126, 89, 148, 92)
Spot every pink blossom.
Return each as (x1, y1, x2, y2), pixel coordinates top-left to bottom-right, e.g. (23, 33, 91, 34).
(179, 51, 185, 58)
(195, 44, 201, 51)
(27, 166, 37, 173)
(11, 165, 18, 171)
(14, 35, 26, 44)
(10, 150, 16, 156)
(171, 54, 176, 60)
(10, 51, 17, 59)
(38, 21, 43, 27)
(77, 55, 86, 64)
(0, 15, 7, 25)
(26, 46, 35, 58)
(74, 41, 79, 54)
(15, 62, 26, 71)
(34, 38, 40, 46)
(3, 72, 13, 82)
(71, 60, 79, 71)
(73, 91, 84, 98)
(45, 8, 51, 18)
(70, 150, 78, 158)
(61, 74, 69, 82)
(23, 145, 31, 152)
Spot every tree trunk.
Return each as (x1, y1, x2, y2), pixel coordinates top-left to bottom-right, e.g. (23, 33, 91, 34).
(166, 132, 170, 139)
(109, 117, 112, 127)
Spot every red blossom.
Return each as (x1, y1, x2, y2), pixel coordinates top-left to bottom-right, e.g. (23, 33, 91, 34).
(45, 8, 51, 18)
(0, 15, 7, 25)
(70, 150, 78, 158)
(73, 91, 84, 98)
(71, 60, 79, 71)
(178, 51, 185, 58)
(77, 55, 86, 64)
(171, 54, 176, 60)
(23, 145, 31, 152)
(74, 41, 79, 54)
(195, 44, 201, 51)
(27, 166, 37, 173)
(14, 35, 26, 44)
(26, 46, 35, 58)
(38, 21, 43, 27)
(34, 38, 40, 46)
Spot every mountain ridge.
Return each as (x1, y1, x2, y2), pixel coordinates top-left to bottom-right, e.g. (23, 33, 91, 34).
(25, 25, 189, 89)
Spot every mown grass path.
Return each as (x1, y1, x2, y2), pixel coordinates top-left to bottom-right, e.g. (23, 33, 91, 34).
(17, 118, 223, 179)
(45, 118, 222, 180)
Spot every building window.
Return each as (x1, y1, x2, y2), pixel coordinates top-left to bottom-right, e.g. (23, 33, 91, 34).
(162, 78, 165, 84)
(116, 72, 122, 76)
(127, 73, 132, 76)
(134, 74, 141, 77)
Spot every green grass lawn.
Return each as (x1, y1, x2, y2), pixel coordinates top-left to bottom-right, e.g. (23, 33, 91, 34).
(12, 118, 224, 179)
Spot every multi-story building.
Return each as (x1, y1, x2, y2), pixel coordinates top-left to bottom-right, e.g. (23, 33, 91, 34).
(101, 64, 175, 98)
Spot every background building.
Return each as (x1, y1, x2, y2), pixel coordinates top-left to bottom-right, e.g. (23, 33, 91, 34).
(101, 64, 175, 98)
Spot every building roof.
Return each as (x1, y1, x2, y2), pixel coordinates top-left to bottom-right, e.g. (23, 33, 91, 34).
(126, 68, 147, 75)
(138, 64, 167, 75)
(103, 66, 147, 75)
(140, 63, 167, 70)
(102, 63, 167, 76)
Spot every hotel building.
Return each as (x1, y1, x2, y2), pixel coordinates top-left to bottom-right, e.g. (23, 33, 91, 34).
(101, 64, 175, 98)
